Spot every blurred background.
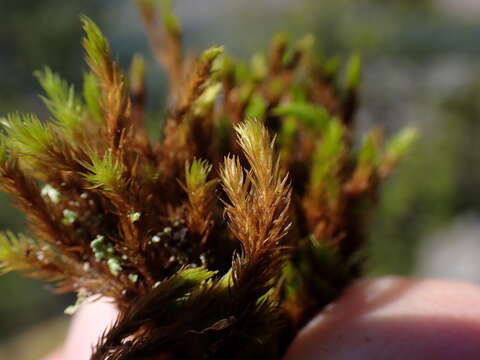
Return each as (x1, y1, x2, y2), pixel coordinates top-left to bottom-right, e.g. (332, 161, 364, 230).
(2, 0, 480, 357)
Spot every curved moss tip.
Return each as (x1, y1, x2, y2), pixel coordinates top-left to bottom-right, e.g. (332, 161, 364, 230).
(387, 126, 419, 158)
(130, 54, 146, 92)
(81, 15, 105, 44)
(272, 32, 290, 47)
(80, 15, 109, 65)
(200, 46, 225, 64)
(274, 102, 331, 133)
(161, 0, 182, 35)
(4, 112, 55, 156)
(298, 33, 316, 51)
(345, 53, 362, 90)
(34, 67, 82, 133)
(185, 158, 213, 190)
(82, 150, 125, 191)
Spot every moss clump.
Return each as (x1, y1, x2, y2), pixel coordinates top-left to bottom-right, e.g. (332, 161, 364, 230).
(0, 2, 415, 359)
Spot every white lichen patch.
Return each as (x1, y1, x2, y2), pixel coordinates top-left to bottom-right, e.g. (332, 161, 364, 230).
(107, 258, 122, 276)
(91, 235, 107, 261)
(128, 273, 139, 283)
(41, 184, 61, 204)
(64, 289, 88, 316)
(128, 212, 141, 223)
(36, 251, 46, 262)
(62, 209, 78, 225)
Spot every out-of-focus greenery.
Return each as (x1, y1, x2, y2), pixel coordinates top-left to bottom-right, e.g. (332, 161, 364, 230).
(286, 0, 480, 275)
(370, 74, 480, 274)
(0, 1, 105, 110)
(2, 0, 480, 347)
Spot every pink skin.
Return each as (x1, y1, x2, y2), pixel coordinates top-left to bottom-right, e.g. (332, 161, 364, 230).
(45, 277, 480, 360)
(43, 299, 117, 360)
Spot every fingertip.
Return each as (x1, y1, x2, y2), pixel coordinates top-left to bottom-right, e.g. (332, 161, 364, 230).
(285, 277, 480, 360)
(42, 347, 64, 360)
(61, 298, 118, 360)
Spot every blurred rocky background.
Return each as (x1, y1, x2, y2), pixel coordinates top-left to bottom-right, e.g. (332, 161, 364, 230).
(2, 0, 480, 357)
